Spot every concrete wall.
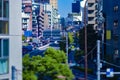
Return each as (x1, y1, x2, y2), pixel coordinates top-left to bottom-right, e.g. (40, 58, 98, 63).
(0, 0, 22, 80)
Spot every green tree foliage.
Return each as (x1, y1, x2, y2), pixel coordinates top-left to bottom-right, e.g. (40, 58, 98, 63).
(59, 37, 66, 52)
(74, 50, 84, 63)
(68, 32, 74, 45)
(44, 48, 66, 63)
(23, 54, 38, 80)
(23, 48, 74, 80)
(22, 35, 26, 41)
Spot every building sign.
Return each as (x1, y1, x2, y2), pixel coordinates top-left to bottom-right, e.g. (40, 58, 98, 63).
(106, 30, 111, 40)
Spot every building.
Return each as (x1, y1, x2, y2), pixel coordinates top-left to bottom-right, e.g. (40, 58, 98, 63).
(35, 0, 58, 9)
(32, 2, 40, 38)
(103, 0, 120, 61)
(49, 0, 58, 9)
(87, 0, 97, 29)
(22, 12, 30, 33)
(43, 29, 61, 38)
(0, 0, 22, 80)
(72, 1, 80, 13)
(37, 3, 49, 37)
(79, 0, 97, 29)
(45, 4, 59, 30)
(22, 0, 32, 41)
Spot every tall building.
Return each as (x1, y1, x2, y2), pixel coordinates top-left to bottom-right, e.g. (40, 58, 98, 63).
(32, 2, 40, 38)
(87, 0, 97, 29)
(22, 0, 32, 41)
(103, 0, 120, 61)
(0, 0, 22, 80)
(38, 3, 49, 34)
(35, 0, 58, 9)
(49, 0, 58, 9)
(72, 1, 80, 13)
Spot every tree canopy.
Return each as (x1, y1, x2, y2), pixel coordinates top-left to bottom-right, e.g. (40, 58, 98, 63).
(23, 47, 74, 80)
(79, 25, 97, 54)
(68, 32, 74, 45)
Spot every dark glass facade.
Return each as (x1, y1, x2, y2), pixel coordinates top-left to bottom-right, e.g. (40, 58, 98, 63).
(72, 1, 80, 13)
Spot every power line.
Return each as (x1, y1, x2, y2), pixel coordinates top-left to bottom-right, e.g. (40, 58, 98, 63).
(101, 60, 120, 69)
(101, 41, 112, 46)
(78, 45, 97, 63)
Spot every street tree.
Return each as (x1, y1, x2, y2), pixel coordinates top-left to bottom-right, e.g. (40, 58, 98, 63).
(44, 47, 66, 63)
(59, 36, 66, 52)
(74, 50, 84, 64)
(23, 48, 74, 80)
(68, 32, 74, 45)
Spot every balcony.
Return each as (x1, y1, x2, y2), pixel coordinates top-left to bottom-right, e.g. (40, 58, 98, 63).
(88, 0, 96, 3)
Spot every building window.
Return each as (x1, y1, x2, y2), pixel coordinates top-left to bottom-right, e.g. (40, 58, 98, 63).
(114, 5, 118, 12)
(114, 49, 119, 60)
(115, 49, 119, 54)
(0, 0, 9, 34)
(3, 0, 9, 18)
(0, 20, 9, 34)
(0, 0, 2, 17)
(113, 35, 119, 41)
(88, 3, 94, 7)
(88, 17, 94, 21)
(88, 10, 94, 14)
(114, 20, 118, 27)
(0, 39, 9, 74)
(0, 0, 9, 18)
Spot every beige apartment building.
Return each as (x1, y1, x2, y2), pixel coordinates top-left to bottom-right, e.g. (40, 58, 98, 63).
(36, 0, 58, 9)
(88, 0, 97, 29)
(49, 0, 58, 9)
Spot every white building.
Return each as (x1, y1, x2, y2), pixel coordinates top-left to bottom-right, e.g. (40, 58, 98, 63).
(0, 0, 22, 80)
(22, 12, 30, 33)
(45, 4, 59, 29)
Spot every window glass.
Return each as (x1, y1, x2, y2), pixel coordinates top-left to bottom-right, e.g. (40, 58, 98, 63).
(114, 5, 118, 12)
(3, 0, 9, 18)
(3, 39, 9, 57)
(0, 0, 2, 17)
(88, 3, 94, 7)
(114, 20, 118, 27)
(0, 39, 1, 57)
(0, 59, 8, 74)
(0, 20, 9, 34)
(0, 39, 9, 74)
(113, 35, 119, 41)
(0, 0, 9, 18)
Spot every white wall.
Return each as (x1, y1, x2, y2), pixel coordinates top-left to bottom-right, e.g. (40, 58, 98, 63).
(9, 0, 22, 80)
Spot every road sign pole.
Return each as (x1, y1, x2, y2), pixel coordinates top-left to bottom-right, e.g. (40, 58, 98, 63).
(97, 40, 101, 80)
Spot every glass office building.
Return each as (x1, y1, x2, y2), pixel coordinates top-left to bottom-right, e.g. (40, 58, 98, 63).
(103, 0, 120, 63)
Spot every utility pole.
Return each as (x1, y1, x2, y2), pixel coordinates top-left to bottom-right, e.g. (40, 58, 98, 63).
(97, 40, 101, 80)
(84, 0, 88, 79)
